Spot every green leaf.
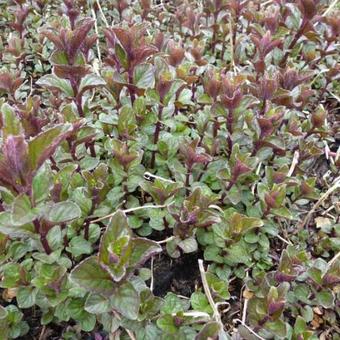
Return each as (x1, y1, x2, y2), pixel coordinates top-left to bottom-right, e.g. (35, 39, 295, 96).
(115, 43, 129, 70)
(110, 281, 140, 320)
(99, 211, 132, 282)
(191, 292, 213, 314)
(177, 237, 198, 253)
(46, 225, 62, 250)
(70, 256, 115, 296)
(294, 316, 307, 334)
(271, 207, 293, 219)
(1, 103, 23, 139)
(85, 293, 111, 314)
(67, 236, 92, 257)
(129, 238, 162, 267)
(16, 286, 37, 308)
(36, 74, 74, 96)
(134, 63, 155, 89)
(139, 289, 163, 320)
(244, 231, 259, 244)
(316, 290, 334, 308)
(0, 305, 8, 319)
(156, 314, 177, 334)
(50, 50, 69, 65)
(161, 292, 190, 314)
(11, 194, 37, 226)
(266, 319, 287, 338)
(79, 73, 106, 95)
(229, 212, 263, 235)
(225, 241, 251, 265)
(32, 166, 51, 204)
(78, 312, 96, 332)
(44, 201, 81, 224)
(196, 321, 221, 340)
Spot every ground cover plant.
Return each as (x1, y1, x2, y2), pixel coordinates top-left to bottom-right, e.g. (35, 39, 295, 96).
(0, 0, 339, 339)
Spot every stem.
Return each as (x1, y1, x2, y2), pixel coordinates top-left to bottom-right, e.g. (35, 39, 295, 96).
(33, 220, 52, 254)
(227, 109, 234, 153)
(91, 202, 174, 223)
(280, 19, 308, 68)
(211, 12, 218, 54)
(198, 259, 222, 324)
(71, 79, 84, 117)
(150, 106, 163, 169)
(300, 177, 340, 228)
(251, 140, 262, 156)
(254, 315, 270, 332)
(197, 163, 209, 182)
(87, 142, 96, 157)
(185, 165, 192, 195)
(162, 216, 169, 229)
(95, 0, 109, 27)
(84, 220, 90, 240)
(41, 235, 52, 255)
(128, 69, 136, 104)
(75, 95, 84, 117)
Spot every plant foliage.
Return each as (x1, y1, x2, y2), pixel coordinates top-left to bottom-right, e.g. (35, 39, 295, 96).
(0, 0, 339, 338)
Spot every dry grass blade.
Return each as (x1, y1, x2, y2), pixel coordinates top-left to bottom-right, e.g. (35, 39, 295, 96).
(300, 177, 340, 228)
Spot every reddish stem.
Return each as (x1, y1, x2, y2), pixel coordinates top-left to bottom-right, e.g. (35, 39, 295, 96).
(150, 106, 163, 169)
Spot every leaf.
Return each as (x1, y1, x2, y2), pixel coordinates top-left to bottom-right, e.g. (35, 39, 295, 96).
(68, 20, 94, 62)
(229, 212, 263, 235)
(16, 287, 37, 308)
(129, 238, 162, 267)
(139, 289, 163, 320)
(134, 63, 155, 89)
(110, 281, 140, 320)
(191, 292, 213, 314)
(85, 294, 111, 314)
(28, 124, 73, 172)
(1, 103, 23, 139)
(294, 316, 307, 334)
(316, 290, 334, 308)
(265, 319, 287, 338)
(46, 225, 62, 250)
(156, 314, 177, 334)
(271, 207, 293, 219)
(44, 201, 81, 224)
(98, 210, 132, 281)
(178, 237, 198, 253)
(67, 236, 92, 257)
(225, 241, 251, 265)
(196, 321, 221, 340)
(3, 135, 30, 183)
(36, 74, 74, 96)
(161, 292, 190, 314)
(70, 256, 115, 296)
(0, 305, 8, 320)
(78, 312, 96, 332)
(115, 42, 129, 70)
(32, 166, 51, 204)
(50, 50, 69, 65)
(0, 211, 33, 237)
(79, 73, 106, 95)
(11, 194, 37, 226)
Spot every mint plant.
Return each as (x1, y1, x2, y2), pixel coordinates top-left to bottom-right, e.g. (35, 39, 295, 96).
(0, 0, 339, 338)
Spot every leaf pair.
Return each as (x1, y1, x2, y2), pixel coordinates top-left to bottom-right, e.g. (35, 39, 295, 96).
(70, 211, 161, 301)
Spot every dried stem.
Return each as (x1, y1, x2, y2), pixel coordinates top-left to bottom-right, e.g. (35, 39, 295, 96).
(300, 177, 340, 228)
(198, 259, 222, 324)
(91, 202, 174, 223)
(95, 0, 109, 27)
